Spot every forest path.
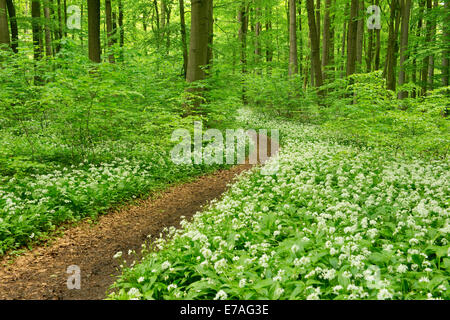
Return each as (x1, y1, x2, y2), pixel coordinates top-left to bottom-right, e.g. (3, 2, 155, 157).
(0, 133, 278, 300)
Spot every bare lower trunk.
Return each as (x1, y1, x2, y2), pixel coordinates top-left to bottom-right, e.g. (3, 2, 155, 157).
(5, 0, 17, 52)
(44, 4, 52, 57)
(105, 0, 115, 63)
(385, 0, 400, 91)
(179, 0, 188, 78)
(88, 0, 101, 63)
(356, 0, 364, 72)
(346, 0, 358, 76)
(421, 0, 432, 95)
(398, 0, 411, 99)
(443, 0, 449, 87)
(0, 0, 9, 48)
(288, 0, 298, 76)
(306, 0, 323, 90)
(238, 1, 248, 103)
(427, 0, 438, 91)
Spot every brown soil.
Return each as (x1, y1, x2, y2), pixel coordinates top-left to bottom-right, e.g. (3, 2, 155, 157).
(0, 133, 277, 300)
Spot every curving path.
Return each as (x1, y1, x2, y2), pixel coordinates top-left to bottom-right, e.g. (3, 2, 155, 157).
(0, 133, 278, 300)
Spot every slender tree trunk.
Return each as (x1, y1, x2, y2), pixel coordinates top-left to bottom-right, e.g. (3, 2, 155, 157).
(63, 0, 67, 37)
(5, 0, 17, 52)
(55, 0, 62, 52)
(0, 0, 10, 49)
(105, 0, 115, 63)
(341, 2, 348, 78)
(356, 0, 364, 72)
(165, 3, 171, 51)
(254, 3, 262, 73)
(288, 0, 298, 76)
(298, 0, 303, 77)
(366, 29, 374, 72)
(421, 0, 432, 95)
(443, 0, 449, 87)
(374, 0, 381, 70)
(315, 0, 320, 52)
(398, 0, 411, 99)
(427, 0, 438, 91)
(179, 0, 188, 78)
(153, 0, 160, 48)
(265, 4, 273, 74)
(346, 0, 358, 76)
(238, 1, 248, 103)
(322, 0, 332, 79)
(31, 0, 42, 61)
(306, 0, 323, 90)
(385, 0, 400, 91)
(118, 0, 124, 60)
(44, 2, 52, 57)
(206, 0, 213, 67)
(88, 0, 101, 63)
(412, 1, 424, 98)
(160, 0, 166, 43)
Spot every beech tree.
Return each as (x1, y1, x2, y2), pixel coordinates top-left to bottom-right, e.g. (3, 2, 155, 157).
(443, 0, 449, 87)
(179, 0, 188, 77)
(105, 0, 115, 63)
(88, 0, 101, 63)
(306, 0, 323, 89)
(398, 0, 411, 99)
(0, 0, 9, 49)
(5, 0, 17, 52)
(346, 0, 358, 77)
(288, 0, 298, 76)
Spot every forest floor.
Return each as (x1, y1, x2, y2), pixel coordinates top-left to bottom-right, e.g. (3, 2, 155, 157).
(0, 134, 275, 300)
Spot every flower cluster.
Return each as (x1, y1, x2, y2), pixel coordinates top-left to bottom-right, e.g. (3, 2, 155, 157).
(109, 110, 449, 300)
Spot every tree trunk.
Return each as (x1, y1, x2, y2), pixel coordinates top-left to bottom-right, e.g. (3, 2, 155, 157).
(0, 0, 9, 49)
(341, 2, 348, 77)
(105, 0, 115, 63)
(153, 0, 160, 47)
(63, 0, 67, 37)
(421, 0, 432, 95)
(179, 0, 188, 78)
(356, 0, 364, 72)
(398, 0, 411, 99)
(443, 0, 449, 87)
(254, 3, 262, 73)
(44, 2, 52, 57)
(265, 4, 273, 73)
(427, 0, 438, 91)
(315, 0, 320, 51)
(288, 0, 298, 76)
(88, 0, 101, 63)
(5, 0, 17, 52)
(55, 0, 62, 52)
(306, 0, 323, 90)
(322, 0, 332, 79)
(31, 0, 42, 61)
(298, 0, 303, 77)
(206, 0, 213, 68)
(186, 0, 210, 83)
(346, 0, 358, 76)
(238, 1, 248, 103)
(374, 0, 381, 70)
(118, 0, 124, 60)
(385, 0, 400, 91)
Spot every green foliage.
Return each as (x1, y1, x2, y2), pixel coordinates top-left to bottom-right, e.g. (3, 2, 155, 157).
(108, 112, 449, 300)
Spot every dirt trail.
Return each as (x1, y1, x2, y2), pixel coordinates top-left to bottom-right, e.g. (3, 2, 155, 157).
(0, 133, 278, 300)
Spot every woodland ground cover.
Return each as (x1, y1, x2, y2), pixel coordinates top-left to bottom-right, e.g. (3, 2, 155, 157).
(0, 46, 240, 254)
(109, 109, 449, 300)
